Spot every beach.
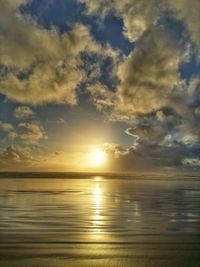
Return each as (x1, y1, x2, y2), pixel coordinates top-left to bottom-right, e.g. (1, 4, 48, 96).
(0, 175, 200, 267)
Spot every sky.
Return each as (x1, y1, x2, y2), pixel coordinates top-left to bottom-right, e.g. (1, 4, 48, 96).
(0, 0, 199, 172)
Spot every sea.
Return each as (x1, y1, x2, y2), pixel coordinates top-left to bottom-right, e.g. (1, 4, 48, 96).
(0, 173, 200, 267)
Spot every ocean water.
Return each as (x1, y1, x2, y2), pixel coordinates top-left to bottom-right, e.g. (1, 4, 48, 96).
(0, 175, 200, 267)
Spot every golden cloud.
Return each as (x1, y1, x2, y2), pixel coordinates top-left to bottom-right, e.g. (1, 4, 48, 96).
(14, 106, 34, 119)
(0, 0, 117, 105)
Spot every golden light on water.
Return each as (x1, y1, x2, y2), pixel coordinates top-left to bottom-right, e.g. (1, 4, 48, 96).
(92, 179, 103, 233)
(94, 183, 101, 207)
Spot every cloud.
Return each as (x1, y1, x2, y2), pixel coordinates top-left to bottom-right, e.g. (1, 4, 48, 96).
(0, 145, 33, 163)
(0, 118, 47, 145)
(18, 122, 47, 144)
(0, 121, 13, 132)
(80, 0, 199, 124)
(174, 76, 200, 145)
(77, 0, 200, 172)
(125, 109, 182, 146)
(0, 0, 199, 172)
(0, 0, 64, 69)
(79, 0, 196, 120)
(115, 26, 185, 117)
(104, 139, 200, 171)
(87, 83, 116, 111)
(58, 118, 66, 124)
(104, 142, 128, 157)
(80, 0, 200, 53)
(0, 144, 41, 170)
(0, 0, 117, 105)
(167, 0, 200, 55)
(79, 0, 198, 125)
(104, 102, 200, 170)
(8, 131, 18, 141)
(182, 158, 200, 167)
(14, 106, 34, 119)
(79, 0, 160, 42)
(104, 142, 155, 171)
(79, 0, 112, 18)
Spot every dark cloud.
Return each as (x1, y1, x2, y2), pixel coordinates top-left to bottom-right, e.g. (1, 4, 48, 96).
(115, 26, 186, 118)
(167, 0, 200, 55)
(105, 140, 200, 171)
(79, 0, 200, 170)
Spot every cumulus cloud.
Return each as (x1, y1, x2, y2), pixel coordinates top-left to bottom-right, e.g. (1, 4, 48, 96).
(14, 106, 34, 119)
(0, 0, 117, 105)
(8, 131, 18, 141)
(115, 26, 185, 117)
(174, 76, 200, 145)
(18, 122, 47, 144)
(0, 0, 199, 171)
(80, 0, 199, 121)
(79, 1, 200, 172)
(103, 103, 200, 171)
(104, 138, 200, 171)
(0, 121, 13, 132)
(79, 0, 112, 18)
(125, 109, 182, 145)
(87, 83, 116, 111)
(79, 0, 160, 41)
(0, 118, 47, 145)
(167, 0, 200, 55)
(104, 142, 128, 157)
(80, 0, 200, 52)
(0, 145, 33, 163)
(80, 0, 200, 124)
(104, 142, 156, 171)
(0, 145, 41, 170)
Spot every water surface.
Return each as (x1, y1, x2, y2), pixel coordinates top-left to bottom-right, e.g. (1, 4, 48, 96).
(0, 176, 200, 266)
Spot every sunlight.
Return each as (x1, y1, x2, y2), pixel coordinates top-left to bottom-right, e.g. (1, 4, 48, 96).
(92, 182, 103, 233)
(94, 183, 101, 207)
(90, 149, 106, 166)
(94, 176, 102, 182)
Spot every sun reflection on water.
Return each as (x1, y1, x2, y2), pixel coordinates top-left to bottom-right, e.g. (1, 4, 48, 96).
(95, 183, 101, 207)
(94, 176, 102, 182)
(92, 179, 103, 233)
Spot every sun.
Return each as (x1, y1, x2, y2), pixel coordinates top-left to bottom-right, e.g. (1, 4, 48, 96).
(90, 149, 106, 166)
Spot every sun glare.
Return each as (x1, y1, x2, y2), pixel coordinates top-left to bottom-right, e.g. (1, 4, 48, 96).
(91, 149, 106, 166)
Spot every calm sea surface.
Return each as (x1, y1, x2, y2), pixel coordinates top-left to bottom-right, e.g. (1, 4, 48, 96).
(0, 176, 200, 267)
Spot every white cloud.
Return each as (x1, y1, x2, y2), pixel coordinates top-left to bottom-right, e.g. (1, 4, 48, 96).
(18, 122, 47, 144)
(79, 0, 160, 41)
(182, 158, 200, 167)
(87, 83, 116, 111)
(0, 145, 33, 163)
(0, 121, 13, 132)
(0, 1, 117, 105)
(14, 106, 34, 119)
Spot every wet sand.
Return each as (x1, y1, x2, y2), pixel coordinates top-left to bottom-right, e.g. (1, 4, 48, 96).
(0, 176, 200, 266)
